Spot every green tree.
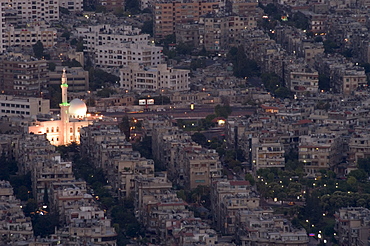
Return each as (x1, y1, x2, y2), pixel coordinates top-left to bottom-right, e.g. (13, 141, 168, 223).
(323, 40, 339, 54)
(48, 62, 56, 71)
(125, 0, 140, 14)
(141, 21, 153, 36)
(33, 41, 44, 59)
(214, 104, 232, 118)
(245, 173, 255, 186)
(191, 132, 207, 146)
(119, 116, 131, 141)
(61, 31, 71, 40)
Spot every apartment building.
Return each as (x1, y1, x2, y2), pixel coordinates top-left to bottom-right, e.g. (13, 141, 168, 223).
(0, 3, 5, 54)
(50, 180, 91, 223)
(76, 24, 149, 55)
(106, 151, 155, 198)
(3, 24, 57, 49)
(251, 141, 285, 171)
(59, 0, 83, 12)
(49, 66, 89, 92)
(95, 42, 163, 68)
(120, 63, 190, 92)
(335, 207, 370, 246)
(99, 0, 125, 10)
(31, 156, 75, 204)
(299, 134, 343, 176)
(176, 14, 257, 51)
(6, 0, 59, 22)
(0, 56, 48, 96)
(348, 134, 370, 167)
(0, 94, 50, 117)
(236, 209, 309, 245)
(153, 0, 222, 40)
(0, 181, 34, 243)
(211, 180, 259, 235)
(287, 65, 319, 95)
(181, 147, 222, 189)
(15, 132, 118, 245)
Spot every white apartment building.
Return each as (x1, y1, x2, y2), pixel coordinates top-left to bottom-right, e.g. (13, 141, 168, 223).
(95, 42, 163, 68)
(6, 0, 59, 22)
(0, 95, 50, 117)
(4, 24, 57, 48)
(59, 0, 83, 12)
(76, 24, 150, 54)
(289, 69, 319, 94)
(252, 142, 285, 171)
(120, 63, 190, 92)
(0, 3, 5, 54)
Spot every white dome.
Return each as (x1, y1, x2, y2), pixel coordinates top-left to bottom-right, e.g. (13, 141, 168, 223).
(69, 98, 87, 118)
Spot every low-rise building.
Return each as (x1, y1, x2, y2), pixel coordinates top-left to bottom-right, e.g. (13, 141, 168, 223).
(120, 63, 190, 92)
(335, 207, 370, 246)
(211, 180, 259, 235)
(236, 209, 309, 246)
(0, 95, 50, 117)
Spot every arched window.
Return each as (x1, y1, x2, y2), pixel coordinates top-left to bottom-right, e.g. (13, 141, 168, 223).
(51, 127, 54, 132)
(56, 127, 59, 132)
(46, 127, 49, 133)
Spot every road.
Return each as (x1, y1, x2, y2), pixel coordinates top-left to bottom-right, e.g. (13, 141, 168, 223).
(102, 106, 255, 119)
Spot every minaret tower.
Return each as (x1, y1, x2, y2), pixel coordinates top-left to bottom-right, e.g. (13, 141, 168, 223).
(59, 68, 70, 145)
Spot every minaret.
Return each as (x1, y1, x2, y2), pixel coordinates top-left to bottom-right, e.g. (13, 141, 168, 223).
(59, 68, 70, 145)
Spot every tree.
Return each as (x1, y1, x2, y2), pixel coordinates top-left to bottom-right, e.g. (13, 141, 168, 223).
(245, 173, 255, 186)
(229, 46, 260, 78)
(119, 116, 131, 141)
(274, 86, 292, 99)
(323, 40, 339, 54)
(214, 104, 232, 118)
(358, 158, 370, 174)
(318, 74, 330, 91)
(192, 132, 207, 146)
(348, 169, 367, 182)
(33, 41, 44, 59)
(141, 21, 153, 36)
(125, 0, 140, 14)
(61, 31, 71, 40)
(48, 62, 56, 71)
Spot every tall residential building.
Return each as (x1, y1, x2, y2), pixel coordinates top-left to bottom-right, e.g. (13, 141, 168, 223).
(120, 62, 190, 92)
(153, 0, 222, 40)
(6, 0, 59, 22)
(3, 24, 57, 49)
(0, 56, 48, 96)
(94, 42, 163, 68)
(0, 3, 5, 54)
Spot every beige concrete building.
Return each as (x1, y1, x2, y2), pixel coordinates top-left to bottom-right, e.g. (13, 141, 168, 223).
(211, 180, 259, 235)
(299, 134, 343, 176)
(288, 66, 319, 95)
(120, 63, 190, 92)
(95, 42, 163, 68)
(153, 0, 222, 40)
(5, 0, 59, 22)
(335, 207, 370, 246)
(252, 141, 285, 172)
(0, 95, 50, 117)
(0, 181, 34, 243)
(3, 25, 57, 49)
(0, 56, 48, 96)
(49, 66, 89, 92)
(236, 209, 309, 246)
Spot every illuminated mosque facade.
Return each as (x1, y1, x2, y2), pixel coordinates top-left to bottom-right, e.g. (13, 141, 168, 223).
(29, 69, 91, 146)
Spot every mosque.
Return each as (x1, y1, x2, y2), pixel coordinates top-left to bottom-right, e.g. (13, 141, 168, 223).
(29, 69, 92, 146)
